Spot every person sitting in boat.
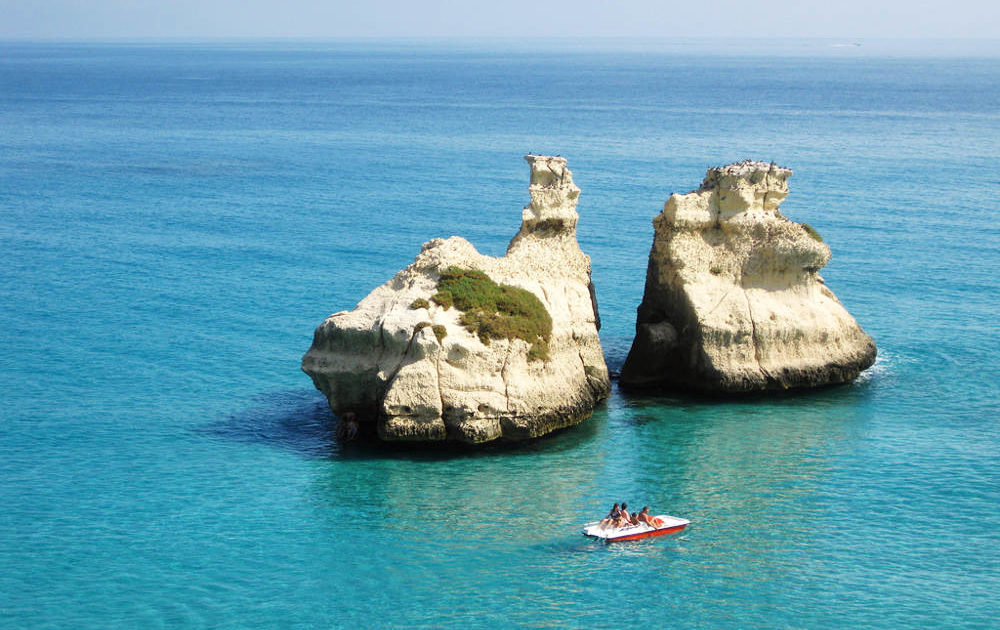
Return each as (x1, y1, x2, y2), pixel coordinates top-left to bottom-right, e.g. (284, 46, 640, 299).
(635, 506, 657, 528)
(598, 503, 621, 530)
(615, 503, 632, 528)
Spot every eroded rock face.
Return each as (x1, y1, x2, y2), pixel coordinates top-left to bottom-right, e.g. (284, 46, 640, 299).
(621, 161, 876, 392)
(302, 156, 610, 443)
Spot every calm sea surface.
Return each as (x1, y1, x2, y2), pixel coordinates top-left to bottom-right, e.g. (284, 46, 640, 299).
(1, 41, 998, 628)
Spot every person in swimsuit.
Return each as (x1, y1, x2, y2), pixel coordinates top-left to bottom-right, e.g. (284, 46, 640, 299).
(636, 506, 657, 528)
(629, 508, 642, 526)
(599, 503, 621, 530)
(615, 503, 632, 528)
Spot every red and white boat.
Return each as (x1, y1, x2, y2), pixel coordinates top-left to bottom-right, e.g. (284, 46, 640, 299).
(582, 515, 689, 542)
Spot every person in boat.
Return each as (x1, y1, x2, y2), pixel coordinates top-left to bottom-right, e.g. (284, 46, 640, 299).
(635, 506, 658, 528)
(598, 503, 621, 530)
(615, 503, 632, 528)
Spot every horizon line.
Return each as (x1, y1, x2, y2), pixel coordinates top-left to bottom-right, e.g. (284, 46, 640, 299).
(3, 35, 1000, 42)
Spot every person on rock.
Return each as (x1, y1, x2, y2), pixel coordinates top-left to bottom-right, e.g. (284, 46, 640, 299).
(337, 412, 359, 441)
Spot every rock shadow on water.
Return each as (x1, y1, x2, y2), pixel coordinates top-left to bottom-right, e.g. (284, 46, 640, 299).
(200, 389, 607, 462)
(197, 389, 341, 459)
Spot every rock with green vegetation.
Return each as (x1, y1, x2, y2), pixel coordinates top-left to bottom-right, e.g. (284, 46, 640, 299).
(302, 156, 609, 444)
(621, 161, 876, 392)
(432, 267, 551, 360)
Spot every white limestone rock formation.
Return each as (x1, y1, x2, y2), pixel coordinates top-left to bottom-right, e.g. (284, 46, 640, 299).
(302, 156, 610, 443)
(620, 161, 876, 392)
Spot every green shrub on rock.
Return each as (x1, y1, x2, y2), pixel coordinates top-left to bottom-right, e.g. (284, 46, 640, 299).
(801, 223, 824, 243)
(431, 291, 453, 309)
(431, 325, 447, 344)
(432, 266, 552, 361)
(414, 321, 447, 345)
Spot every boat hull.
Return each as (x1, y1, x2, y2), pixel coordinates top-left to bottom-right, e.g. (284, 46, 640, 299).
(582, 515, 689, 543)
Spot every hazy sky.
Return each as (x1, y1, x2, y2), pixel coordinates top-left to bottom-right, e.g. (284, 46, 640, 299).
(1, 0, 998, 40)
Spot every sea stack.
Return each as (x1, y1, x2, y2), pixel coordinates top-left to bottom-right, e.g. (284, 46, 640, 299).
(302, 156, 610, 443)
(620, 161, 876, 392)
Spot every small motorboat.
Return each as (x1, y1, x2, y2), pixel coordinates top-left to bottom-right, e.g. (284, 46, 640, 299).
(582, 515, 689, 542)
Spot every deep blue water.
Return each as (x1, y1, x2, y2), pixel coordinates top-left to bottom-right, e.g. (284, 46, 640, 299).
(1, 41, 999, 628)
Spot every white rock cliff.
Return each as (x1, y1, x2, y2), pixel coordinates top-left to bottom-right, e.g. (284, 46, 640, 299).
(621, 161, 876, 392)
(302, 156, 610, 443)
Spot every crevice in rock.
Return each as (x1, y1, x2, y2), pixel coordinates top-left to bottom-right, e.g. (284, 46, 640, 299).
(703, 288, 734, 319)
(377, 321, 386, 352)
(711, 193, 722, 229)
(539, 285, 552, 309)
(374, 320, 389, 379)
(500, 342, 513, 414)
(576, 348, 596, 398)
(587, 280, 601, 330)
(434, 350, 445, 422)
(742, 290, 770, 383)
(385, 326, 421, 387)
(377, 276, 422, 386)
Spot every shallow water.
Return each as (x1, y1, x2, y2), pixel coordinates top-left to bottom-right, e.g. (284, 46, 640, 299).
(1, 41, 998, 628)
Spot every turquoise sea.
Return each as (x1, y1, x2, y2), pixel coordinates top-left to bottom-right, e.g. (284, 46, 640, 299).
(2, 40, 999, 627)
